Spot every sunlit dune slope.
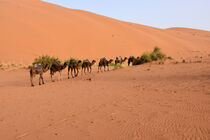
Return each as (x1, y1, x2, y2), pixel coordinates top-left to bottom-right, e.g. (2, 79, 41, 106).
(0, 0, 210, 63)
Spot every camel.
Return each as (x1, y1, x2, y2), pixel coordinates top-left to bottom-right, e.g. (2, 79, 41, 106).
(30, 63, 49, 86)
(68, 59, 82, 78)
(98, 57, 113, 72)
(128, 56, 135, 66)
(115, 56, 127, 65)
(50, 61, 67, 81)
(81, 59, 96, 75)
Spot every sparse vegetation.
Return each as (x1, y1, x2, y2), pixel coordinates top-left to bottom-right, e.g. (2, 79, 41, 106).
(0, 63, 26, 70)
(32, 55, 60, 68)
(109, 63, 125, 70)
(133, 47, 166, 66)
(175, 61, 179, 64)
(182, 59, 186, 63)
(0, 63, 3, 70)
(168, 56, 172, 60)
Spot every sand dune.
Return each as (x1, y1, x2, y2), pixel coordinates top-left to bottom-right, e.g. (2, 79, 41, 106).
(1, 0, 209, 64)
(1, 1, 210, 140)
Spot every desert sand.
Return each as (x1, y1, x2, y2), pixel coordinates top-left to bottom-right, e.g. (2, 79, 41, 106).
(0, 58, 210, 140)
(0, 0, 210, 140)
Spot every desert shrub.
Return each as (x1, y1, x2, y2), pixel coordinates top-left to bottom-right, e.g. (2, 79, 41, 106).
(0, 63, 2, 68)
(141, 52, 152, 62)
(108, 63, 125, 70)
(32, 55, 60, 68)
(133, 47, 166, 66)
(108, 62, 116, 66)
(153, 46, 160, 53)
(151, 47, 165, 60)
(168, 56, 172, 60)
(132, 58, 140, 65)
(114, 63, 124, 70)
(182, 59, 186, 63)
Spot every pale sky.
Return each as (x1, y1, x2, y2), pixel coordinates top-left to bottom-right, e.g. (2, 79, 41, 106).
(43, 0, 210, 31)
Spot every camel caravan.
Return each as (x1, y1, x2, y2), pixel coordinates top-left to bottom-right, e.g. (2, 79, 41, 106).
(30, 47, 166, 86)
(30, 56, 128, 86)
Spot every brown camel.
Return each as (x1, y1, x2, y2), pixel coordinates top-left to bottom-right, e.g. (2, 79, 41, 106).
(68, 59, 82, 78)
(128, 56, 135, 66)
(30, 63, 49, 86)
(98, 57, 113, 72)
(50, 61, 67, 81)
(81, 59, 96, 75)
(115, 56, 127, 65)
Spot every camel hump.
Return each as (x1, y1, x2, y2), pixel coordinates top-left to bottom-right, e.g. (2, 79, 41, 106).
(55, 61, 61, 65)
(130, 56, 134, 59)
(100, 57, 106, 61)
(52, 61, 61, 66)
(116, 56, 122, 60)
(84, 59, 89, 63)
(33, 63, 42, 68)
(70, 59, 76, 64)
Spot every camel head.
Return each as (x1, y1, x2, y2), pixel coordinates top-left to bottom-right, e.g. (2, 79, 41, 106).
(43, 64, 50, 72)
(129, 56, 135, 59)
(77, 60, 82, 64)
(109, 59, 113, 63)
(91, 60, 96, 65)
(63, 62, 68, 67)
(123, 57, 128, 61)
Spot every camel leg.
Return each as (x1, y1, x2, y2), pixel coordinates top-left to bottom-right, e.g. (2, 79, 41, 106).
(84, 67, 87, 75)
(104, 65, 106, 72)
(97, 66, 100, 73)
(90, 66, 92, 74)
(59, 71, 62, 81)
(51, 73, 53, 82)
(30, 75, 34, 86)
(41, 73, 44, 84)
(81, 67, 83, 75)
(74, 68, 76, 77)
(68, 67, 70, 79)
(71, 68, 74, 78)
(87, 66, 90, 74)
(39, 74, 41, 85)
(76, 67, 79, 77)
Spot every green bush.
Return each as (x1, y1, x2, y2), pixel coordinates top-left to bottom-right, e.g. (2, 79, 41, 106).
(133, 47, 166, 66)
(108, 62, 126, 70)
(168, 56, 172, 60)
(108, 62, 116, 66)
(141, 52, 152, 62)
(32, 55, 60, 68)
(151, 47, 165, 60)
(114, 63, 124, 70)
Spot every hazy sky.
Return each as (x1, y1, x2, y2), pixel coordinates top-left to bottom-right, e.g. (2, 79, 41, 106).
(44, 0, 210, 31)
